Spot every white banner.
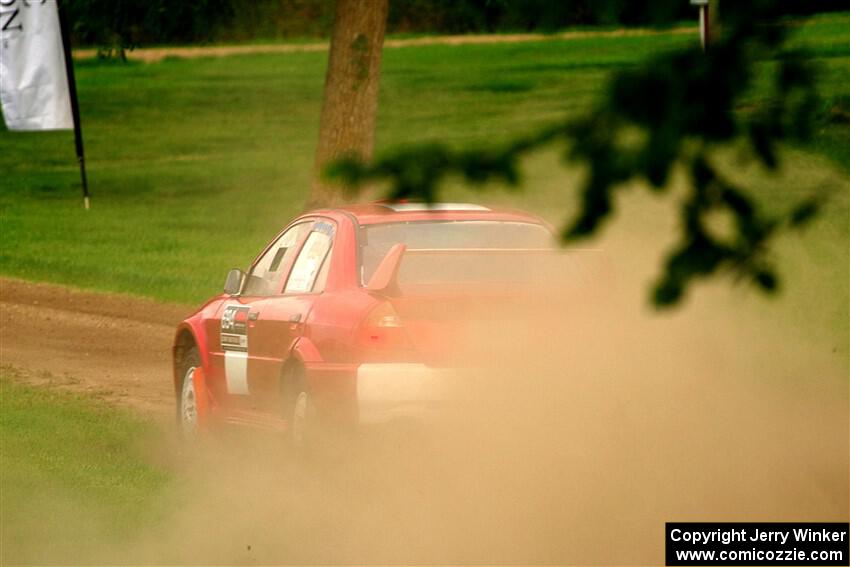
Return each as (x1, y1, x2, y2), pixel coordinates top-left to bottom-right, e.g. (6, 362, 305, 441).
(0, 0, 73, 131)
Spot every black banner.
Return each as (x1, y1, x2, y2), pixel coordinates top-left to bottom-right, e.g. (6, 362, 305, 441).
(666, 523, 849, 566)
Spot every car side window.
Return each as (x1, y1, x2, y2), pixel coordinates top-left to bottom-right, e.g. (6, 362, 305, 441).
(284, 222, 335, 294)
(243, 222, 312, 296)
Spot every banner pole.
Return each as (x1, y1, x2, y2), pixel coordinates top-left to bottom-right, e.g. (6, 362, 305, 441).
(56, 0, 90, 210)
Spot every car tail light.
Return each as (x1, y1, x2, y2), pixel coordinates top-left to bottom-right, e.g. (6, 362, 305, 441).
(358, 302, 413, 359)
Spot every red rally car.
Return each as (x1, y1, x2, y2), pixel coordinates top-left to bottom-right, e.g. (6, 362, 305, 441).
(172, 202, 556, 443)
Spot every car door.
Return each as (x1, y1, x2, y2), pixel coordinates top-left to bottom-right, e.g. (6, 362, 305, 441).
(216, 221, 313, 409)
(244, 219, 337, 413)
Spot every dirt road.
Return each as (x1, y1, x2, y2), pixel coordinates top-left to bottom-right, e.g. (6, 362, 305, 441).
(0, 277, 191, 417)
(72, 26, 695, 63)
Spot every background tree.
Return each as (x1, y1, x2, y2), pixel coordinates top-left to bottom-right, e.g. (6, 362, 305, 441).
(308, 0, 389, 209)
(329, 0, 828, 308)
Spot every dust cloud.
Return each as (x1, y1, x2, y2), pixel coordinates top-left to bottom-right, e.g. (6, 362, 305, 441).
(10, 196, 849, 565)
(139, 221, 848, 564)
(134, 294, 844, 564)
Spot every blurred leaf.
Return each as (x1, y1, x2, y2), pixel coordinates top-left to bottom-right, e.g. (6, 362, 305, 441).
(754, 269, 778, 293)
(789, 198, 820, 228)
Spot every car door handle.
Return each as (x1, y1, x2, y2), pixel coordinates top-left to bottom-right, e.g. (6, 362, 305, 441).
(248, 311, 259, 321)
(289, 313, 302, 323)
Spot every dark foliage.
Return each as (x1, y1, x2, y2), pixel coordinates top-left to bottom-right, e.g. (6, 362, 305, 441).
(330, 0, 826, 308)
(64, 0, 850, 49)
(63, 0, 233, 58)
(389, 0, 845, 34)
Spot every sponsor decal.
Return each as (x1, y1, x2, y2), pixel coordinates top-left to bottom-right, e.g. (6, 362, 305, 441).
(313, 221, 334, 235)
(220, 304, 250, 352)
(221, 304, 250, 394)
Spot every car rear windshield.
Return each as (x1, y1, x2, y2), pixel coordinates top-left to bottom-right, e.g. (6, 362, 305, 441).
(359, 220, 555, 286)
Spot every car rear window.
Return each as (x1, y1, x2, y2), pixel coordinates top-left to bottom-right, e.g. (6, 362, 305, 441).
(360, 221, 555, 285)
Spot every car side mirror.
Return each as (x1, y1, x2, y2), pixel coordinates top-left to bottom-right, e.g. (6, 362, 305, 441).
(223, 268, 245, 295)
(366, 244, 406, 294)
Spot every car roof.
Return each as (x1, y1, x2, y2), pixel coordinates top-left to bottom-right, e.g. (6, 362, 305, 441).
(309, 202, 547, 226)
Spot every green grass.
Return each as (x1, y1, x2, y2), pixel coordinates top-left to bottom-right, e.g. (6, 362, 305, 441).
(0, 20, 848, 557)
(1, 14, 847, 328)
(0, 368, 171, 564)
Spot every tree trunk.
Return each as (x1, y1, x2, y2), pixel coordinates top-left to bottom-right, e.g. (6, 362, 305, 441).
(307, 0, 389, 209)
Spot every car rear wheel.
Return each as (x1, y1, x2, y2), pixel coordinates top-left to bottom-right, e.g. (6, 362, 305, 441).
(178, 347, 201, 439)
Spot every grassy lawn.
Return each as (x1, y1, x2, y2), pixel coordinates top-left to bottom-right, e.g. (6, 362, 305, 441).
(1, 14, 847, 327)
(0, 17, 848, 559)
(0, 17, 847, 562)
(0, 368, 171, 564)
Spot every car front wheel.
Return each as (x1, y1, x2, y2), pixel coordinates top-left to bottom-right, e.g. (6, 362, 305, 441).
(178, 347, 201, 439)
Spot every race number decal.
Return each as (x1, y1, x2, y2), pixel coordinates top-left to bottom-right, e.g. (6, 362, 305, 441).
(221, 304, 249, 351)
(221, 304, 250, 395)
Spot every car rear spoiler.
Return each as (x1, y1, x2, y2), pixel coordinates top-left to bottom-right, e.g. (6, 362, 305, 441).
(366, 243, 407, 294)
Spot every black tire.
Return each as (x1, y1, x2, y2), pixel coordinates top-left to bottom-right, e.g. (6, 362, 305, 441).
(281, 364, 311, 449)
